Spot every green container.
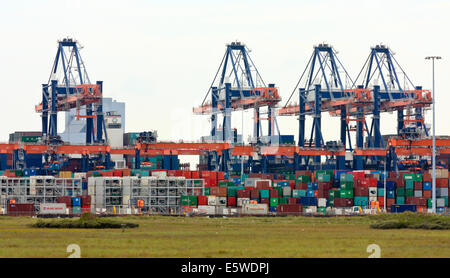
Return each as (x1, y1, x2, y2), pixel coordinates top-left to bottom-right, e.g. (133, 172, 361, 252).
(329, 189, 340, 199)
(318, 207, 327, 214)
(293, 189, 306, 197)
(193, 180, 202, 187)
(354, 196, 369, 207)
(396, 188, 405, 196)
(427, 198, 433, 208)
(204, 188, 210, 196)
(396, 196, 405, 205)
(279, 197, 288, 205)
(328, 199, 335, 207)
(405, 189, 414, 197)
(71, 206, 82, 214)
(317, 174, 331, 182)
(340, 181, 353, 190)
(403, 173, 415, 181)
(219, 181, 229, 187)
(227, 187, 238, 197)
(285, 174, 296, 181)
(414, 173, 422, 182)
(270, 198, 279, 207)
(377, 188, 385, 197)
(259, 189, 270, 199)
(405, 180, 414, 189)
(181, 196, 197, 206)
(340, 189, 353, 199)
(316, 170, 333, 177)
(296, 175, 311, 182)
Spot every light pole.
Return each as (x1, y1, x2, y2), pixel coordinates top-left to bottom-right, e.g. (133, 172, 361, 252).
(425, 56, 441, 214)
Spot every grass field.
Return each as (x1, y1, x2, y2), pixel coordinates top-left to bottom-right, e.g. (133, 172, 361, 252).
(0, 215, 449, 258)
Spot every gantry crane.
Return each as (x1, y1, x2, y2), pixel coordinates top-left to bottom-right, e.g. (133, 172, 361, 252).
(34, 38, 109, 169)
(193, 41, 282, 173)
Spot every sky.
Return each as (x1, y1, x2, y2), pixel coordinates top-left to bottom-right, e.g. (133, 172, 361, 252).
(0, 0, 449, 167)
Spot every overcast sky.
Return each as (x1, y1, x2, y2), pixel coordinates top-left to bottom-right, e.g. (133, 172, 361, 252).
(0, 0, 449, 156)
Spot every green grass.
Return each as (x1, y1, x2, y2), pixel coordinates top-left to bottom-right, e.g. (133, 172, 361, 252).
(369, 212, 450, 230)
(0, 215, 449, 258)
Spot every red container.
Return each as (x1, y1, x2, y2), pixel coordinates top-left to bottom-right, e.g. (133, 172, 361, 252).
(191, 171, 200, 179)
(334, 198, 353, 207)
(288, 198, 298, 205)
(295, 182, 308, 190)
(277, 204, 302, 215)
(237, 190, 251, 198)
(260, 198, 270, 205)
(168, 170, 177, 177)
(256, 180, 271, 187)
(417, 206, 427, 212)
(182, 171, 192, 179)
(277, 174, 285, 180)
(377, 197, 385, 206)
(422, 172, 432, 182)
(354, 187, 369, 196)
(209, 178, 217, 187)
(80, 195, 91, 206)
(423, 190, 432, 198)
(217, 171, 225, 181)
(122, 169, 131, 177)
(352, 172, 365, 181)
(7, 204, 34, 216)
(57, 196, 72, 207)
(227, 197, 236, 207)
(314, 190, 318, 197)
(357, 178, 370, 187)
(113, 170, 122, 177)
(198, 195, 208, 206)
(288, 180, 295, 189)
(317, 189, 329, 198)
(250, 189, 259, 199)
(414, 182, 422, 190)
(437, 178, 448, 188)
(270, 189, 279, 198)
(387, 198, 396, 208)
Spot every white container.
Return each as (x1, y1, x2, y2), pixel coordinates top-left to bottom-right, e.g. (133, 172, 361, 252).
(197, 205, 216, 215)
(237, 198, 250, 207)
(242, 204, 268, 215)
(369, 187, 378, 197)
(282, 187, 292, 197)
(207, 196, 217, 206)
(217, 197, 227, 206)
(318, 198, 327, 207)
(39, 203, 67, 214)
(152, 170, 167, 178)
(369, 196, 378, 202)
(122, 195, 130, 206)
(74, 172, 87, 179)
(305, 206, 317, 214)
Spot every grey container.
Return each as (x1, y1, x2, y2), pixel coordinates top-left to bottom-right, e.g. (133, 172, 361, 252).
(282, 187, 292, 197)
(436, 198, 446, 207)
(436, 188, 448, 197)
(414, 190, 422, 197)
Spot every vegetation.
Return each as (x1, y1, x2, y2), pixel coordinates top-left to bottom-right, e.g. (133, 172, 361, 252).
(369, 212, 450, 230)
(31, 213, 139, 229)
(0, 215, 449, 258)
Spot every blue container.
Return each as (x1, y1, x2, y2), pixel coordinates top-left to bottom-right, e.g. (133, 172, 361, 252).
(306, 189, 315, 197)
(67, 189, 73, 196)
(72, 197, 81, 206)
(82, 182, 87, 190)
(232, 178, 241, 185)
(269, 206, 277, 212)
(387, 190, 396, 198)
(277, 181, 289, 187)
(436, 207, 445, 214)
(423, 182, 432, 190)
(391, 204, 416, 213)
(386, 181, 396, 191)
(299, 197, 317, 206)
(307, 182, 318, 190)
